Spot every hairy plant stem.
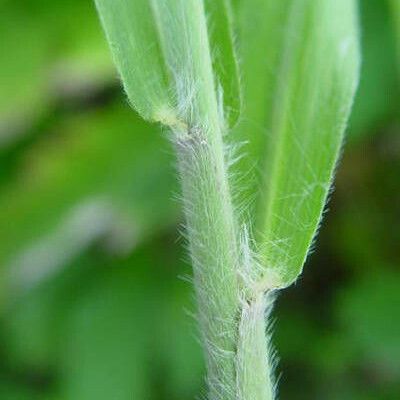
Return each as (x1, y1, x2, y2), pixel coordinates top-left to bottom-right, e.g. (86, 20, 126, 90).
(174, 126, 275, 400)
(170, 14, 274, 399)
(174, 124, 239, 400)
(237, 292, 275, 400)
(154, 1, 274, 398)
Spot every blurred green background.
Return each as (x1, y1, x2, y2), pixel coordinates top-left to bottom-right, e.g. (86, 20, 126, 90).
(0, 0, 399, 399)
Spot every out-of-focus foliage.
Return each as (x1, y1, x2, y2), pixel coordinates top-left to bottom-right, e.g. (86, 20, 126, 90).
(0, 0, 398, 399)
(0, 105, 178, 298)
(390, 0, 400, 68)
(0, 0, 112, 146)
(349, 0, 399, 141)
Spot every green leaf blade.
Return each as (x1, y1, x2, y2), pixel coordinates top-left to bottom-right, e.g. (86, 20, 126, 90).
(94, 0, 172, 121)
(204, 0, 242, 127)
(258, 0, 360, 287)
(233, 0, 292, 225)
(94, 0, 240, 128)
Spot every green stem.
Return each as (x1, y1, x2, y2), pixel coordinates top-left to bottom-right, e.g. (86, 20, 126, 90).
(176, 128, 277, 399)
(160, 1, 239, 398)
(174, 126, 239, 399)
(237, 292, 276, 400)
(154, 1, 275, 398)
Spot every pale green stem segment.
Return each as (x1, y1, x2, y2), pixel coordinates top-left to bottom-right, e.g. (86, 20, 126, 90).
(236, 293, 275, 400)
